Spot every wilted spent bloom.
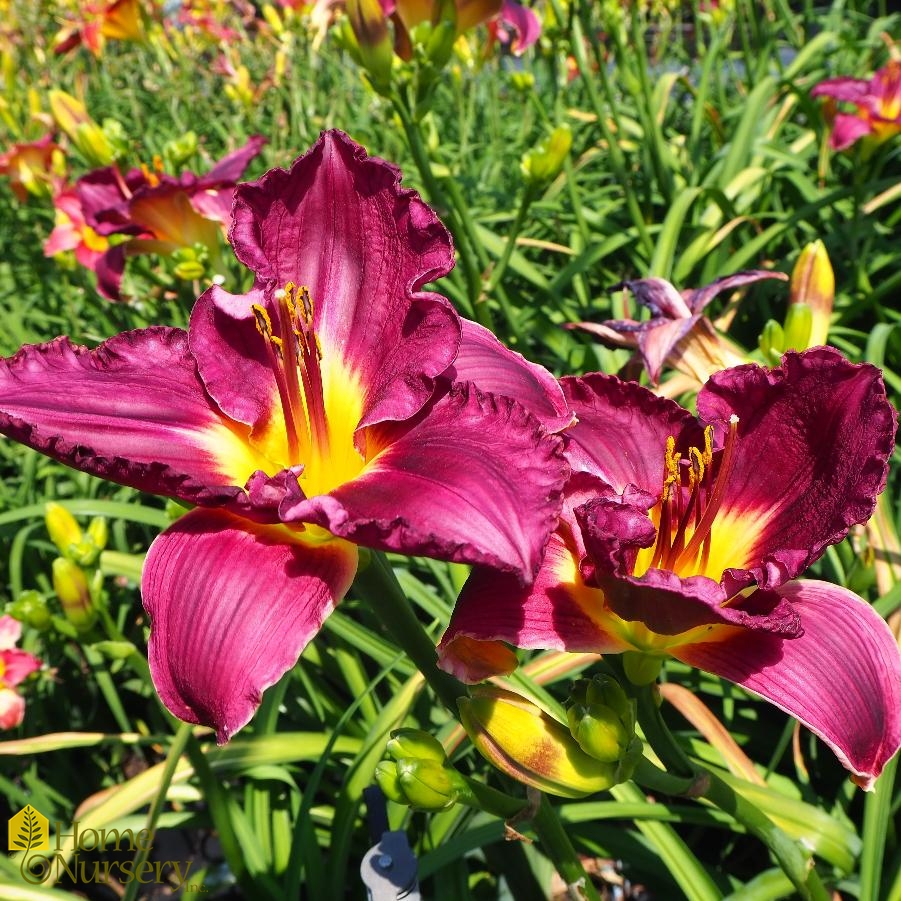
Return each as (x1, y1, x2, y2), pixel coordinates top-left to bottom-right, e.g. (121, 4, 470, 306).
(459, 686, 630, 798)
(0, 616, 41, 729)
(566, 674, 642, 779)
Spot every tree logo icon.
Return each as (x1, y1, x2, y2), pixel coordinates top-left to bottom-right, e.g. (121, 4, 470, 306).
(8, 805, 49, 853)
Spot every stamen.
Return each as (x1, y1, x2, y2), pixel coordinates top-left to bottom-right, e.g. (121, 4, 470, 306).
(251, 284, 331, 466)
(673, 415, 740, 570)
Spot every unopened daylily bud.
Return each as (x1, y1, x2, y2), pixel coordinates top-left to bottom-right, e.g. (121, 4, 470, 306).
(459, 686, 624, 798)
(11, 590, 52, 632)
(622, 651, 663, 686)
(521, 125, 572, 186)
(789, 240, 834, 347)
(86, 517, 108, 555)
(52, 558, 96, 632)
(346, 0, 394, 91)
(374, 759, 407, 804)
(758, 319, 785, 365)
(45, 503, 83, 556)
(782, 302, 813, 352)
(261, 3, 285, 35)
(396, 758, 473, 810)
(49, 91, 114, 166)
(386, 728, 448, 764)
(566, 674, 638, 764)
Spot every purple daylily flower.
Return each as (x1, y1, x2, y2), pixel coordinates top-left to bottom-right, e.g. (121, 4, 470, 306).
(568, 272, 787, 386)
(75, 135, 267, 300)
(439, 348, 901, 789)
(811, 60, 901, 151)
(0, 130, 569, 741)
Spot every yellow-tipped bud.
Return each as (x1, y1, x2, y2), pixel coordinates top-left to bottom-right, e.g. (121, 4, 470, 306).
(52, 558, 96, 632)
(459, 687, 625, 799)
(49, 91, 113, 166)
(86, 517, 108, 555)
(521, 125, 572, 186)
(789, 240, 834, 347)
(386, 729, 448, 764)
(347, 0, 394, 91)
(566, 675, 639, 766)
(45, 503, 83, 555)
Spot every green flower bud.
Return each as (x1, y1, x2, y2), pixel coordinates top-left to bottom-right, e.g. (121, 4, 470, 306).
(386, 729, 448, 764)
(758, 319, 785, 365)
(395, 758, 473, 811)
(10, 590, 52, 632)
(566, 675, 637, 764)
(52, 558, 96, 632)
(782, 302, 813, 352)
(521, 125, 572, 186)
(374, 760, 407, 804)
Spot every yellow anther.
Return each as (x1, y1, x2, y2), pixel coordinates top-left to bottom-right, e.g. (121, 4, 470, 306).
(661, 435, 680, 500)
(252, 303, 274, 338)
(689, 446, 705, 484)
(299, 285, 314, 323)
(152, 153, 164, 172)
(702, 425, 714, 469)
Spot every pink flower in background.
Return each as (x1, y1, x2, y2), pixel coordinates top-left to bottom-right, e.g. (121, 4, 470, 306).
(812, 60, 901, 151)
(0, 616, 41, 730)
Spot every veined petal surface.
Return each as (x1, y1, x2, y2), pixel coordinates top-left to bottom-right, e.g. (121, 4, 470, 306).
(143, 507, 358, 742)
(221, 130, 460, 432)
(0, 328, 271, 502)
(675, 580, 901, 788)
(697, 348, 897, 586)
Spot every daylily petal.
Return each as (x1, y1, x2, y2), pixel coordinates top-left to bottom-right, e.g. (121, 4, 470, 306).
(438, 530, 630, 682)
(830, 113, 874, 150)
(449, 318, 573, 431)
(697, 348, 897, 585)
(497, 0, 541, 54)
(200, 134, 268, 184)
(0, 615, 22, 650)
(227, 130, 460, 430)
(143, 507, 358, 742)
(684, 271, 788, 315)
(613, 277, 692, 319)
(0, 689, 25, 729)
(811, 76, 871, 105)
(561, 373, 702, 493)
(0, 648, 41, 686)
(674, 579, 901, 788)
(0, 329, 272, 502)
(282, 382, 567, 580)
(95, 244, 127, 300)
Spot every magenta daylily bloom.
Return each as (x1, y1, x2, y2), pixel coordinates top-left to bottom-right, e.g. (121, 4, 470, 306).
(75, 135, 267, 299)
(812, 60, 901, 151)
(0, 130, 567, 741)
(0, 616, 41, 730)
(439, 348, 901, 788)
(569, 271, 787, 386)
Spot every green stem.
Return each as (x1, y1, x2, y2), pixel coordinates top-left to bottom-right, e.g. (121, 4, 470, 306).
(352, 551, 468, 712)
(353, 552, 600, 899)
(121, 721, 193, 901)
(533, 795, 602, 901)
(633, 681, 695, 778)
(463, 776, 529, 819)
(859, 753, 897, 901)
